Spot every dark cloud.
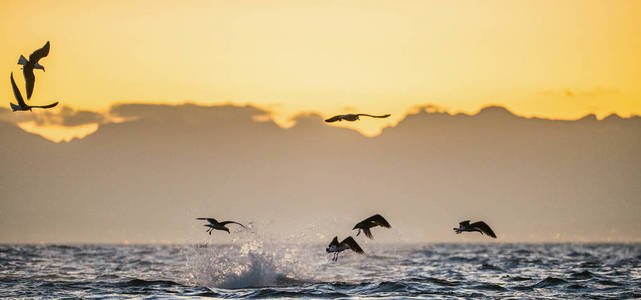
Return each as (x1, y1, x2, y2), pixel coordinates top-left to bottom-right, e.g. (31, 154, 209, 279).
(48, 107, 106, 126)
(0, 104, 641, 242)
(109, 103, 268, 121)
(2, 102, 641, 243)
(0, 106, 106, 127)
(0, 107, 34, 123)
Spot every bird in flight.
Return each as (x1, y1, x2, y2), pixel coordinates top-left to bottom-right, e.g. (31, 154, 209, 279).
(324, 113, 391, 123)
(9, 73, 58, 112)
(353, 214, 392, 239)
(326, 236, 364, 261)
(196, 217, 247, 235)
(17, 41, 50, 100)
(453, 220, 497, 238)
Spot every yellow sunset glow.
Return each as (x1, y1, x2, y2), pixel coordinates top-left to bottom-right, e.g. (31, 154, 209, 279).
(17, 121, 98, 143)
(2, 0, 640, 141)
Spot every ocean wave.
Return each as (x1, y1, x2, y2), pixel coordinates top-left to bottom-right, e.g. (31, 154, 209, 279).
(1, 242, 639, 299)
(118, 278, 185, 288)
(532, 277, 568, 288)
(568, 270, 596, 280)
(473, 283, 507, 291)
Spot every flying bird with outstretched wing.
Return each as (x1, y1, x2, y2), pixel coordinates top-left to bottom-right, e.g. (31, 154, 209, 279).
(196, 217, 247, 235)
(453, 220, 497, 238)
(353, 214, 392, 239)
(325, 113, 391, 123)
(17, 41, 50, 99)
(326, 236, 364, 261)
(9, 73, 58, 112)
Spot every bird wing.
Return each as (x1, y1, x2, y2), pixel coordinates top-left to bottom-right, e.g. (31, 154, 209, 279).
(219, 221, 247, 229)
(196, 217, 218, 224)
(29, 41, 50, 63)
(357, 114, 391, 119)
(324, 115, 343, 123)
(31, 101, 59, 109)
(459, 220, 471, 226)
(366, 214, 392, 228)
(471, 221, 496, 238)
(23, 68, 35, 100)
(10, 73, 26, 107)
(329, 236, 339, 247)
(341, 236, 364, 254)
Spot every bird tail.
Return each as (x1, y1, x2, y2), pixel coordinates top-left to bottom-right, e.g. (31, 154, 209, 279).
(17, 55, 27, 66)
(363, 228, 373, 239)
(10, 103, 19, 112)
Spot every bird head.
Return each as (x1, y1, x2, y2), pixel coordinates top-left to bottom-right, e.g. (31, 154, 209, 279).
(326, 247, 330, 253)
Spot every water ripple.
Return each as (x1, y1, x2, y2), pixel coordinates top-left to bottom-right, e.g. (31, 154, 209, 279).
(0, 243, 639, 299)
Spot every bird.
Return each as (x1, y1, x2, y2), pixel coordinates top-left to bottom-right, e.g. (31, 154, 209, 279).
(17, 41, 50, 99)
(326, 236, 364, 261)
(353, 214, 392, 239)
(196, 217, 247, 235)
(453, 220, 497, 238)
(9, 73, 58, 112)
(324, 113, 391, 123)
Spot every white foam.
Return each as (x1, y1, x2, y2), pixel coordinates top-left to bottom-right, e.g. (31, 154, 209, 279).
(183, 224, 327, 289)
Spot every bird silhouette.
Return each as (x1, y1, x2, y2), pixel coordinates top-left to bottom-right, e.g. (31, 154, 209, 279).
(453, 220, 497, 238)
(326, 236, 364, 261)
(9, 73, 58, 112)
(353, 214, 392, 239)
(196, 217, 247, 235)
(325, 113, 390, 123)
(17, 41, 50, 99)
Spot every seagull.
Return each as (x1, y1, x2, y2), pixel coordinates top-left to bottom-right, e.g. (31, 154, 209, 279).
(17, 41, 50, 99)
(9, 73, 58, 112)
(453, 220, 497, 238)
(196, 217, 247, 235)
(324, 113, 391, 123)
(353, 214, 392, 239)
(326, 236, 364, 261)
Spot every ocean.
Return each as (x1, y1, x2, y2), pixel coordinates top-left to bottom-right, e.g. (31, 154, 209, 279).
(1, 242, 639, 299)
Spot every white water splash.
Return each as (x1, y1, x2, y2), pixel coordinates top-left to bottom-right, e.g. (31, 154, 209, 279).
(183, 223, 327, 289)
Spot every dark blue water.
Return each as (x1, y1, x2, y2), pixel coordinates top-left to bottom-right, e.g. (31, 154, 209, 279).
(1, 243, 639, 299)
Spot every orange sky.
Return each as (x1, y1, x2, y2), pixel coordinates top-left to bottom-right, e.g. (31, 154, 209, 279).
(2, 0, 640, 141)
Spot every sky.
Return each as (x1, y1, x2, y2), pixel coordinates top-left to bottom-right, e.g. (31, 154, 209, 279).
(1, 0, 640, 141)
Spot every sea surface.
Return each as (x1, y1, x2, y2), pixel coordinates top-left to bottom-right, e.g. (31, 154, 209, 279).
(1, 242, 640, 299)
